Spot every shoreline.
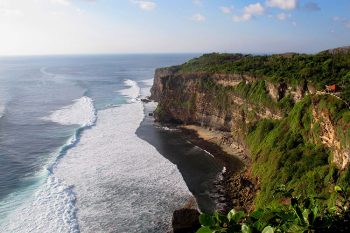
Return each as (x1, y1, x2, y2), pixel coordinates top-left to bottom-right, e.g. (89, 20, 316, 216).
(181, 125, 249, 167)
(178, 125, 257, 212)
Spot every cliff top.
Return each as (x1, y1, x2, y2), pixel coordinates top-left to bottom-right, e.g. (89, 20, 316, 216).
(158, 46, 350, 102)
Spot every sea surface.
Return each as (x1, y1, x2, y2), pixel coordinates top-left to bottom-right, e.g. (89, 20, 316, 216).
(0, 55, 226, 232)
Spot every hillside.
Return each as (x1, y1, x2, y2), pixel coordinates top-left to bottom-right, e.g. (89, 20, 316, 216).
(150, 47, 350, 211)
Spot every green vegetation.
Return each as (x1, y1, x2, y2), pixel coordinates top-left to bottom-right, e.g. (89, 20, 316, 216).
(246, 95, 350, 209)
(200, 77, 235, 111)
(196, 186, 350, 233)
(156, 50, 350, 232)
(233, 81, 276, 110)
(174, 51, 350, 102)
(201, 77, 279, 113)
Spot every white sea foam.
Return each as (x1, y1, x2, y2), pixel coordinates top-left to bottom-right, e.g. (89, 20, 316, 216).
(53, 81, 192, 232)
(158, 126, 181, 132)
(0, 176, 79, 233)
(140, 78, 154, 97)
(1, 80, 193, 233)
(118, 79, 140, 102)
(40, 67, 55, 77)
(44, 96, 96, 127)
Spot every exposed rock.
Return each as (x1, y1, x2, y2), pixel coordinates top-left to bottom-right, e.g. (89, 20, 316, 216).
(150, 69, 284, 148)
(322, 46, 350, 55)
(172, 208, 200, 233)
(226, 169, 258, 212)
(141, 98, 151, 103)
(307, 83, 317, 94)
(291, 84, 307, 102)
(312, 107, 350, 170)
(266, 82, 287, 101)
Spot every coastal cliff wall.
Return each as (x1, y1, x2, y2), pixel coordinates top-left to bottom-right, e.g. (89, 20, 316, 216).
(150, 52, 350, 209)
(151, 67, 314, 153)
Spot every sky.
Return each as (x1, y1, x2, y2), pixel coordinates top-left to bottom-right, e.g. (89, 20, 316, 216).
(0, 0, 349, 55)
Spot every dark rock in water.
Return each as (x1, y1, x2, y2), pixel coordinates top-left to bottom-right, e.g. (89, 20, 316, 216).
(141, 98, 151, 103)
(172, 208, 200, 233)
(148, 112, 154, 116)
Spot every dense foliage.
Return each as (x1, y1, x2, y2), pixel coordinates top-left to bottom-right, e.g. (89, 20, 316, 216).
(173, 50, 350, 102)
(246, 95, 350, 209)
(197, 186, 350, 233)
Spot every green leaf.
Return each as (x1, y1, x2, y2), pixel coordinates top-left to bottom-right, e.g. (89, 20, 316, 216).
(328, 206, 337, 213)
(335, 185, 343, 193)
(311, 206, 318, 222)
(276, 211, 295, 221)
(227, 209, 237, 222)
(302, 209, 310, 225)
(234, 211, 245, 222)
(241, 223, 252, 233)
(214, 212, 228, 225)
(291, 202, 306, 225)
(262, 226, 274, 233)
(251, 209, 264, 219)
(287, 224, 307, 233)
(196, 226, 213, 233)
(227, 209, 245, 223)
(253, 220, 267, 232)
(199, 214, 215, 227)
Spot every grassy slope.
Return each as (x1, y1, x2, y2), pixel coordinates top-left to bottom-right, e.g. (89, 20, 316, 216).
(247, 94, 350, 209)
(167, 51, 350, 209)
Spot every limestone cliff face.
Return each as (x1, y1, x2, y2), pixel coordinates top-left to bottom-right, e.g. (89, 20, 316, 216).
(151, 68, 350, 171)
(312, 106, 350, 170)
(151, 68, 284, 149)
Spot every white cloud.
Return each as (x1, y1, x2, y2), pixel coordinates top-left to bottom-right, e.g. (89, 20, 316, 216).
(333, 16, 350, 29)
(266, 0, 298, 10)
(220, 6, 233, 14)
(233, 3, 264, 22)
(276, 12, 291, 20)
(130, 0, 156, 11)
(51, 0, 71, 6)
(190, 13, 205, 22)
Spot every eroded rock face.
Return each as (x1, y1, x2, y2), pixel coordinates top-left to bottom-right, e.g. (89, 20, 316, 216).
(312, 108, 350, 170)
(150, 69, 285, 148)
(266, 82, 287, 101)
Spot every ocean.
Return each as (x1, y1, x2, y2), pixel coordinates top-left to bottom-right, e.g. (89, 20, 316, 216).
(0, 54, 225, 232)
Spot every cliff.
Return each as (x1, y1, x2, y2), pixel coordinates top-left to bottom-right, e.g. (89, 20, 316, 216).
(151, 50, 350, 209)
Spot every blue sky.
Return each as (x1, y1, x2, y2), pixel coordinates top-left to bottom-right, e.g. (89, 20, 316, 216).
(0, 0, 349, 55)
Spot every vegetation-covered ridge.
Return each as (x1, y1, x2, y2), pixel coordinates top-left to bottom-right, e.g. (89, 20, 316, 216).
(158, 47, 350, 102)
(150, 46, 350, 231)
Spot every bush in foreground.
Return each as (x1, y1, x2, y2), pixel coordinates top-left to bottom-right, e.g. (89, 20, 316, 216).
(196, 186, 350, 233)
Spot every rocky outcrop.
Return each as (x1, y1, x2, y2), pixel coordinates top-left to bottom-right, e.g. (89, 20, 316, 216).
(266, 82, 287, 101)
(312, 107, 350, 170)
(172, 209, 200, 233)
(226, 170, 258, 212)
(171, 197, 200, 233)
(150, 69, 284, 148)
(151, 61, 350, 212)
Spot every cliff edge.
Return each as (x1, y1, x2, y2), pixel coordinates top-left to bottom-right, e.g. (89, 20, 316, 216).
(151, 49, 350, 209)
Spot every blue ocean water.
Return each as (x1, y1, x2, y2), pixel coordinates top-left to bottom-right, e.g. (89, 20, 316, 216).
(0, 54, 196, 232)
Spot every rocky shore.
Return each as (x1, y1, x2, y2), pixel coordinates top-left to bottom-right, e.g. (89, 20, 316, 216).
(179, 125, 257, 212)
(167, 123, 257, 232)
